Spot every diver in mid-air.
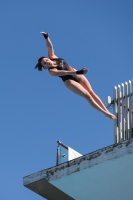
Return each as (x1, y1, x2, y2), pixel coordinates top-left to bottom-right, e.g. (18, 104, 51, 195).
(35, 31, 116, 120)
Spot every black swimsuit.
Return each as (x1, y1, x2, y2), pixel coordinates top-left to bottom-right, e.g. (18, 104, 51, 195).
(50, 58, 80, 83)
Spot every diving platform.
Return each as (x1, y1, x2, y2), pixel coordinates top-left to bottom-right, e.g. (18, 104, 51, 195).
(23, 139, 133, 200)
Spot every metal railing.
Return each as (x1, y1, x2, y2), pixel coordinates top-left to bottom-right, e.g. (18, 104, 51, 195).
(56, 141, 82, 165)
(56, 141, 68, 165)
(107, 79, 133, 143)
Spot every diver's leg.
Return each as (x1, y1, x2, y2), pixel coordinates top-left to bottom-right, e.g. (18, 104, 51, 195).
(78, 74, 111, 113)
(64, 80, 116, 119)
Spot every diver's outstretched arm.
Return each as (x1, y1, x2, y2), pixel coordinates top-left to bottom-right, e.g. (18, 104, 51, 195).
(40, 32, 58, 59)
(49, 67, 88, 76)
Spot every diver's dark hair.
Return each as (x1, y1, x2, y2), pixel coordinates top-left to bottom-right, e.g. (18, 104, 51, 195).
(34, 56, 46, 71)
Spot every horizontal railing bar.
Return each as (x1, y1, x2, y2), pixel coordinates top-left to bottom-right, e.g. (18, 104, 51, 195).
(115, 109, 133, 112)
(57, 141, 68, 149)
(111, 93, 133, 105)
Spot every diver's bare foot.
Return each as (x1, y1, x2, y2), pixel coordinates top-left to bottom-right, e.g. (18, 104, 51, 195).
(110, 114, 116, 120)
(104, 113, 116, 120)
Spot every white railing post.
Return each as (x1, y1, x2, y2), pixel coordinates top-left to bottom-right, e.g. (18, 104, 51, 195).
(121, 83, 125, 140)
(114, 86, 118, 143)
(125, 82, 129, 140)
(128, 80, 132, 139)
(117, 85, 121, 142)
(132, 79, 133, 137)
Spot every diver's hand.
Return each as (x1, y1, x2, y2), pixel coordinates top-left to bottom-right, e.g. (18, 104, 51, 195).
(40, 32, 48, 39)
(76, 67, 88, 74)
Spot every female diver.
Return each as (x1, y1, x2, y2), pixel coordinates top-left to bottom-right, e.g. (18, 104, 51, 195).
(35, 32, 116, 120)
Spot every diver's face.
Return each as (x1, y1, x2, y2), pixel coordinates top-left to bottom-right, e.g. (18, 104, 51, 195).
(41, 58, 53, 68)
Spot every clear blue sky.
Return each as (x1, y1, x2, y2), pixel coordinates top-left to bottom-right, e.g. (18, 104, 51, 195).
(0, 0, 133, 199)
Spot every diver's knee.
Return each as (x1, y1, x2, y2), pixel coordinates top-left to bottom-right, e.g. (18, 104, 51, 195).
(85, 93, 93, 101)
(89, 90, 95, 96)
